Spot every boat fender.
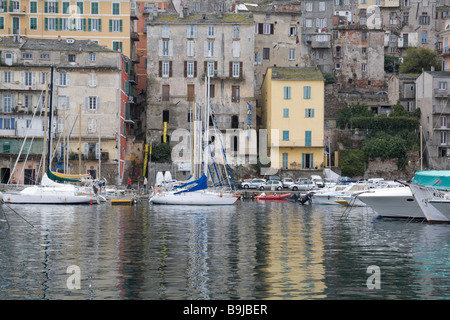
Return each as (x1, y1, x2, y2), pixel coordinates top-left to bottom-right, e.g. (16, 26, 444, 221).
(220, 194, 222, 197)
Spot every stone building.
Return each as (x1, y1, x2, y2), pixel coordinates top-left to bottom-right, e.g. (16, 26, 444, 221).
(0, 38, 131, 185)
(146, 11, 257, 172)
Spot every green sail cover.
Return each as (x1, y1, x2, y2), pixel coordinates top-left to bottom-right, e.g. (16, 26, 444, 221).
(47, 170, 80, 183)
(412, 170, 450, 190)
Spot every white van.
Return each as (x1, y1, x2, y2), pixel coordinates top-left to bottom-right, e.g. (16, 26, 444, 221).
(310, 175, 324, 188)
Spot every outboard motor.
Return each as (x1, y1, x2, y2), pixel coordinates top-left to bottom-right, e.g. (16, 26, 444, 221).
(299, 192, 314, 205)
(92, 185, 98, 195)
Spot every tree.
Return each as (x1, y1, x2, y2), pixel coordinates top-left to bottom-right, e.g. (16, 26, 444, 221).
(151, 142, 172, 163)
(399, 47, 441, 74)
(337, 102, 375, 129)
(384, 54, 400, 73)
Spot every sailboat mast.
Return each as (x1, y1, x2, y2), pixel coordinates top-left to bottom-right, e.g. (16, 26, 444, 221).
(204, 73, 210, 177)
(42, 73, 49, 179)
(47, 66, 54, 172)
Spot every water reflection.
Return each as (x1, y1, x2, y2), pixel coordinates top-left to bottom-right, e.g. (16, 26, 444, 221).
(0, 200, 450, 300)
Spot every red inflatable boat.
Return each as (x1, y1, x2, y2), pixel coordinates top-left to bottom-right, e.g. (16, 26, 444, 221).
(256, 193, 291, 200)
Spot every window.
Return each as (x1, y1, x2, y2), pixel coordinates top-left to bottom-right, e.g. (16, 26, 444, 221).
(112, 3, 120, 15)
(208, 25, 215, 38)
(57, 96, 70, 109)
(441, 116, 448, 128)
(187, 84, 195, 102)
(45, 1, 59, 13)
(362, 31, 367, 41)
(110, 19, 123, 32)
(30, 17, 38, 30)
(40, 72, 48, 84)
(232, 86, 240, 102)
(162, 85, 170, 101)
(232, 62, 240, 78)
(305, 2, 313, 12)
(76, 1, 84, 14)
(89, 73, 97, 87)
(58, 72, 70, 86)
(25, 72, 33, 86)
(185, 61, 196, 78)
(422, 32, 427, 44)
(88, 118, 96, 133)
(206, 41, 215, 57)
(284, 86, 291, 99)
(187, 40, 195, 57)
(22, 53, 33, 60)
(68, 54, 76, 62)
(289, 49, 295, 60)
(187, 25, 197, 38)
(282, 153, 288, 169)
(289, 26, 297, 37)
(303, 86, 311, 99)
(91, 2, 99, 14)
(86, 96, 99, 110)
(362, 63, 367, 72)
(263, 48, 270, 60)
(3, 95, 12, 113)
(207, 61, 215, 77)
(30, 1, 37, 13)
(441, 131, 447, 145)
(254, 52, 261, 65)
(233, 25, 240, 39)
(319, 2, 326, 11)
(263, 23, 271, 34)
(89, 18, 101, 31)
(112, 41, 122, 52)
(282, 131, 289, 141)
(89, 53, 96, 62)
(232, 41, 240, 58)
(439, 82, 447, 90)
(3, 71, 12, 83)
(305, 109, 315, 118)
(0, 17, 4, 30)
(283, 108, 289, 118)
(305, 131, 312, 146)
(419, 13, 430, 25)
(305, 19, 312, 28)
(162, 61, 170, 77)
(3, 118, 15, 130)
(162, 25, 169, 38)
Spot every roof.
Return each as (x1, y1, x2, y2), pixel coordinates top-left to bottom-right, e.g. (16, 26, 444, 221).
(0, 37, 114, 53)
(270, 67, 324, 81)
(424, 71, 450, 78)
(150, 12, 254, 24)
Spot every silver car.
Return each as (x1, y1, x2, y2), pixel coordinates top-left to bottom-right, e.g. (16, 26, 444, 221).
(289, 179, 316, 191)
(259, 180, 283, 191)
(241, 179, 266, 189)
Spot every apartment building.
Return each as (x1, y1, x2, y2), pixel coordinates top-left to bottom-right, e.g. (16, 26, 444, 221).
(0, 0, 138, 59)
(416, 70, 450, 169)
(0, 37, 130, 184)
(146, 11, 256, 164)
(261, 67, 325, 170)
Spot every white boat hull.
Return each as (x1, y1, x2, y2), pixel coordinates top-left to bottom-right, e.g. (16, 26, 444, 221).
(357, 187, 425, 219)
(2, 186, 97, 204)
(410, 184, 450, 223)
(150, 190, 238, 205)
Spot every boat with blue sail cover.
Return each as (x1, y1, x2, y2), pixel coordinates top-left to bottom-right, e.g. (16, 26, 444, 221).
(150, 73, 238, 206)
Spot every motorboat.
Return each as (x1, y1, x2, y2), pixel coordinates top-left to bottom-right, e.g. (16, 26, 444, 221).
(356, 186, 425, 219)
(409, 171, 450, 223)
(312, 183, 367, 206)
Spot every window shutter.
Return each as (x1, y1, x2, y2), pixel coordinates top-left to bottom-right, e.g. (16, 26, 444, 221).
(184, 61, 187, 77)
(98, 18, 101, 31)
(83, 143, 89, 157)
(169, 61, 173, 77)
(213, 41, 218, 57)
(158, 61, 162, 77)
(229, 62, 232, 77)
(119, 19, 123, 32)
(194, 61, 197, 77)
(270, 24, 274, 34)
(109, 19, 112, 32)
(88, 18, 91, 31)
(66, 73, 70, 86)
(44, 2, 48, 13)
(158, 40, 163, 56)
(32, 72, 36, 90)
(204, 61, 207, 74)
(204, 41, 208, 57)
(45, 18, 48, 30)
(55, 2, 59, 13)
(168, 40, 173, 56)
(240, 62, 243, 77)
(96, 96, 100, 110)
(312, 109, 315, 117)
(85, 97, 89, 110)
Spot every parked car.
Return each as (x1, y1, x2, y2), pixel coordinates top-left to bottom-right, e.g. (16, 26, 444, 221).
(267, 175, 280, 181)
(311, 175, 324, 188)
(282, 178, 294, 188)
(259, 180, 283, 191)
(241, 178, 266, 189)
(289, 179, 316, 191)
(376, 91, 388, 95)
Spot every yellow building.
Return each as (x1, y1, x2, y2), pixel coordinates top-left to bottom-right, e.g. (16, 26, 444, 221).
(0, 0, 136, 58)
(261, 67, 324, 170)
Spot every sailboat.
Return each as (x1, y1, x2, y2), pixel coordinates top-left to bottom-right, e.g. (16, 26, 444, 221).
(150, 74, 238, 205)
(2, 69, 98, 205)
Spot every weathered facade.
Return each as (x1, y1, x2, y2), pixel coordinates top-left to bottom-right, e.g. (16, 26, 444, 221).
(416, 71, 450, 169)
(146, 11, 257, 166)
(0, 38, 130, 185)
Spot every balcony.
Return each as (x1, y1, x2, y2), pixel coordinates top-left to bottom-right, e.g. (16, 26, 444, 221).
(311, 34, 331, 49)
(434, 88, 450, 98)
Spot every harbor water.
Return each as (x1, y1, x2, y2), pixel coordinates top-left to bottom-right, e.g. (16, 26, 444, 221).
(0, 199, 449, 300)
